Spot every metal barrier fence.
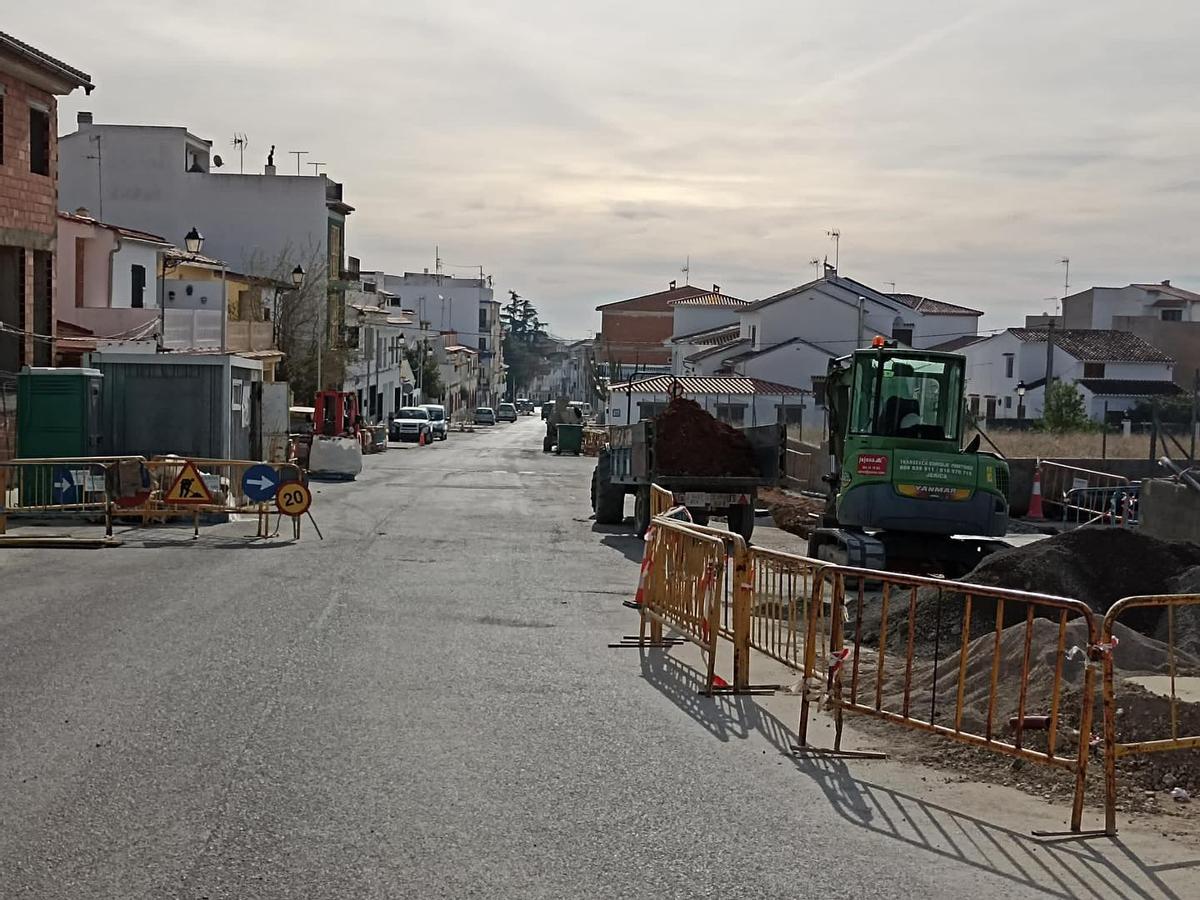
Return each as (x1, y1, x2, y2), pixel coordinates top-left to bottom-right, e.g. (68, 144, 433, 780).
(0, 456, 149, 535)
(796, 564, 1101, 833)
(616, 514, 727, 693)
(1040, 460, 1129, 515)
(0, 456, 309, 540)
(650, 483, 674, 517)
(747, 546, 825, 679)
(1102, 594, 1200, 836)
(1061, 484, 1139, 529)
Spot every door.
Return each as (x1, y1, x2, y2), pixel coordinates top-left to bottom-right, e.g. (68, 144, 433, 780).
(985, 397, 996, 420)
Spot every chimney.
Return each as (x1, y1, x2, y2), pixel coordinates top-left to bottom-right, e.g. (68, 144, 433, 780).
(1162, 279, 1171, 287)
(712, 284, 720, 293)
(74, 207, 91, 218)
(77, 111, 93, 127)
(669, 280, 676, 290)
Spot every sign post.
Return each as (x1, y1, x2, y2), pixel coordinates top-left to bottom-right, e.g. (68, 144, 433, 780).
(275, 480, 315, 540)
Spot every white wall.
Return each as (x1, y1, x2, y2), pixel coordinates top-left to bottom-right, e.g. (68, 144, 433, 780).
(109, 240, 161, 309)
(672, 304, 739, 338)
(732, 341, 831, 393)
(60, 124, 339, 288)
(908, 312, 979, 349)
(56, 217, 115, 310)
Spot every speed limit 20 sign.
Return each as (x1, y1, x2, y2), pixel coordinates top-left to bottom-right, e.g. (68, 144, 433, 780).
(275, 481, 313, 517)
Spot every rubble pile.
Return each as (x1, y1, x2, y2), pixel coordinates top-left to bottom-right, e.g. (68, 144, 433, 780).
(653, 398, 759, 478)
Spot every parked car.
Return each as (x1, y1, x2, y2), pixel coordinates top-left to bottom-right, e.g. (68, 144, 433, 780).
(497, 402, 518, 422)
(474, 407, 497, 426)
(420, 403, 448, 441)
(390, 406, 433, 444)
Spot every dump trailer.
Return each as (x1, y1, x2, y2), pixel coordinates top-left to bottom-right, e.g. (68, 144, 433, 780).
(591, 417, 785, 540)
(808, 340, 1010, 575)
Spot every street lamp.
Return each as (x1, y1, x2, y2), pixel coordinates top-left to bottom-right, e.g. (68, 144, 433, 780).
(1016, 380, 1027, 422)
(291, 264, 306, 289)
(184, 226, 204, 254)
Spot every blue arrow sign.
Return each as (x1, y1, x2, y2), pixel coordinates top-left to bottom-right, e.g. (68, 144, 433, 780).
(242, 464, 281, 502)
(51, 465, 81, 504)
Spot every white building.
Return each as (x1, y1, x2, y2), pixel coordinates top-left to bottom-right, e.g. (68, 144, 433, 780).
(340, 277, 414, 421)
(606, 374, 807, 428)
(669, 288, 748, 340)
(360, 270, 505, 406)
(1063, 281, 1200, 327)
(668, 272, 982, 402)
(59, 115, 353, 385)
(957, 328, 1179, 421)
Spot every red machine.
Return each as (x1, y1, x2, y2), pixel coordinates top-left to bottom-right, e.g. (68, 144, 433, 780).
(314, 391, 361, 438)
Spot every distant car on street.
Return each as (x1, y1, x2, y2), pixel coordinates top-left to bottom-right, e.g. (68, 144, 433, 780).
(515, 398, 534, 415)
(474, 407, 497, 426)
(497, 402, 518, 422)
(391, 406, 433, 444)
(420, 403, 448, 441)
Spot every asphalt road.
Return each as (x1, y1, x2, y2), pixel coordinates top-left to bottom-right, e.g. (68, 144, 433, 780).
(0, 419, 1132, 898)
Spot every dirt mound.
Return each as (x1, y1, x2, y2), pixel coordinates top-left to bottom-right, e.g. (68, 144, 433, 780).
(653, 397, 759, 478)
(760, 487, 825, 539)
(960, 528, 1200, 614)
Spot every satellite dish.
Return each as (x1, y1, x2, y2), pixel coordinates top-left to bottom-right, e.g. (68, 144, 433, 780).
(212, 154, 224, 168)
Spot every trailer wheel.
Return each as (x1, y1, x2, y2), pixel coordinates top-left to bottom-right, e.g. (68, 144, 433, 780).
(593, 449, 626, 525)
(634, 485, 652, 537)
(726, 503, 755, 541)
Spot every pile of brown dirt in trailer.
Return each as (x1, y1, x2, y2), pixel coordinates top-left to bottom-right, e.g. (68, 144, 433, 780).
(653, 397, 759, 477)
(760, 487, 826, 539)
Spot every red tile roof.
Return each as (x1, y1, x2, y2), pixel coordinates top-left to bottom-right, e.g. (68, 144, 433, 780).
(608, 374, 805, 395)
(597, 285, 711, 312)
(0, 31, 93, 93)
(667, 291, 747, 307)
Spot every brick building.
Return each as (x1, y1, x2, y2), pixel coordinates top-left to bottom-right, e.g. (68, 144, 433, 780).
(596, 283, 718, 376)
(0, 32, 93, 375)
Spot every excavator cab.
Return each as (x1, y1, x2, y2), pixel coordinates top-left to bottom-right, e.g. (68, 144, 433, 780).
(813, 342, 1009, 573)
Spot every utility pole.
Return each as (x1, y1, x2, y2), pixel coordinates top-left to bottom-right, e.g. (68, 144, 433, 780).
(1044, 319, 1056, 391)
(1059, 257, 1070, 314)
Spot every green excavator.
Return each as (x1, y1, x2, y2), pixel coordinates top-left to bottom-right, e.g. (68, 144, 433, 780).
(807, 340, 1011, 575)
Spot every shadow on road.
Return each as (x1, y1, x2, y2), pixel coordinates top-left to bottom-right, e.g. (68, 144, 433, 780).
(596, 529, 645, 563)
(636, 648, 1196, 900)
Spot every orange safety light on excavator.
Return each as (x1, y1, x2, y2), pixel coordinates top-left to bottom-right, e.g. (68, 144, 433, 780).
(871, 335, 886, 348)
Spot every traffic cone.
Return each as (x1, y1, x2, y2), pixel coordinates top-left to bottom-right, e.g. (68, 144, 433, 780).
(625, 526, 656, 610)
(1028, 467, 1044, 519)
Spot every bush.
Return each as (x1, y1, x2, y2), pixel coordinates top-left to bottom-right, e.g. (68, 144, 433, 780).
(1041, 380, 1093, 433)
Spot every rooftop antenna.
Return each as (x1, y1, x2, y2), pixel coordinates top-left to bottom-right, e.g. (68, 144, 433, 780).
(435, 245, 442, 275)
(886, 281, 896, 293)
(1059, 257, 1070, 314)
(288, 150, 308, 175)
(826, 228, 841, 271)
(231, 133, 248, 173)
(681, 255, 690, 285)
(309, 161, 326, 176)
(809, 257, 821, 277)
(85, 133, 103, 220)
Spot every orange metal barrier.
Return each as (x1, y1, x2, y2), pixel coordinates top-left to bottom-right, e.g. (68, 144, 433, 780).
(746, 547, 826, 679)
(1101, 594, 1200, 836)
(0, 456, 149, 536)
(650, 483, 674, 517)
(614, 514, 727, 693)
(796, 563, 1102, 834)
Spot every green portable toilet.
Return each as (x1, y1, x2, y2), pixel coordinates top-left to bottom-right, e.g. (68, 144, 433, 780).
(17, 367, 104, 458)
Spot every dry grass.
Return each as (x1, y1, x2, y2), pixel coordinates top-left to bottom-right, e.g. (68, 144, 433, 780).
(972, 430, 1166, 459)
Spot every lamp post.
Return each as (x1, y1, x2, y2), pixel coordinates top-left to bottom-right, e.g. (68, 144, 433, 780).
(159, 227, 205, 351)
(273, 264, 305, 355)
(1016, 380, 1027, 423)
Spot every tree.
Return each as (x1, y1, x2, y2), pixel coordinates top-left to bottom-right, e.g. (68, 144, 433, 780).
(405, 342, 443, 401)
(1041, 380, 1092, 432)
(500, 290, 555, 396)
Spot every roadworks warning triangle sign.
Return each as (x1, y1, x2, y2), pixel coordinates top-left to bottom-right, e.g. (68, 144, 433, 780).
(163, 461, 215, 504)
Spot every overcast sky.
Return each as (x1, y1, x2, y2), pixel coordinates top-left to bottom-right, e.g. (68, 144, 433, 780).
(12, 1, 1200, 338)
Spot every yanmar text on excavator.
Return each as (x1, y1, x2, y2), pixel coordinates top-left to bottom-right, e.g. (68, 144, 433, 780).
(808, 339, 1011, 576)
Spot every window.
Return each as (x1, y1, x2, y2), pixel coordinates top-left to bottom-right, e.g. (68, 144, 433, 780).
(130, 264, 146, 308)
(327, 221, 343, 280)
(715, 403, 746, 425)
(777, 404, 805, 425)
(750, 325, 757, 348)
(1004, 353, 1014, 378)
(985, 397, 996, 419)
(479, 308, 488, 331)
(1162, 309, 1183, 322)
(29, 106, 50, 176)
(850, 354, 964, 440)
(479, 336, 488, 352)
(969, 395, 980, 416)
(1083, 362, 1106, 378)
(1004, 396, 1012, 409)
